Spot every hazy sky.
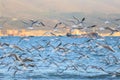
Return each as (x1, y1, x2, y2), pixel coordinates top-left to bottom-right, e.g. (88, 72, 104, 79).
(0, 0, 120, 36)
(0, 0, 120, 18)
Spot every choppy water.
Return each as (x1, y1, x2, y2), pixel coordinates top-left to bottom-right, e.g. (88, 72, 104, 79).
(0, 36, 120, 80)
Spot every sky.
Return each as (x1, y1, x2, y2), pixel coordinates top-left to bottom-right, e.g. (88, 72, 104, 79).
(0, 0, 120, 18)
(0, 0, 120, 36)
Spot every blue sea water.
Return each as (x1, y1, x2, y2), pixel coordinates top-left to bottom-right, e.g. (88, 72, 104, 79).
(0, 36, 120, 80)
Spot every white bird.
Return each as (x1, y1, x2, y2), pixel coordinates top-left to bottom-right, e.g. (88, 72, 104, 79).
(96, 42, 115, 52)
(104, 20, 110, 24)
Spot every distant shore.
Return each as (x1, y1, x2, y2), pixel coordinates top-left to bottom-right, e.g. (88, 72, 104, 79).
(0, 30, 120, 37)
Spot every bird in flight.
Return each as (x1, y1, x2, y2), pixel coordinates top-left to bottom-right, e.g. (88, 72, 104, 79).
(96, 42, 115, 52)
(53, 22, 62, 29)
(104, 27, 119, 35)
(21, 19, 45, 30)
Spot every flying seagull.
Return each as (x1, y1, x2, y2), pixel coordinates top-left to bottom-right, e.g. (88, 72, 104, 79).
(105, 27, 119, 35)
(21, 19, 45, 29)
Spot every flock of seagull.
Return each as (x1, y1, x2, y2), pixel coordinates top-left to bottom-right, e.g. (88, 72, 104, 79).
(0, 35, 120, 78)
(0, 16, 120, 79)
(0, 16, 120, 36)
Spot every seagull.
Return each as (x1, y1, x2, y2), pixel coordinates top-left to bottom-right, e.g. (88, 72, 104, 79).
(96, 42, 115, 52)
(3, 43, 24, 51)
(22, 58, 33, 62)
(21, 19, 45, 29)
(30, 44, 41, 52)
(9, 66, 23, 77)
(104, 20, 110, 24)
(39, 22, 45, 26)
(50, 21, 68, 33)
(87, 25, 97, 28)
(21, 20, 34, 29)
(68, 16, 86, 30)
(7, 53, 23, 62)
(27, 64, 37, 68)
(105, 27, 119, 35)
(54, 22, 62, 29)
(50, 32, 57, 36)
(29, 19, 45, 27)
(73, 16, 85, 24)
(85, 65, 105, 72)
